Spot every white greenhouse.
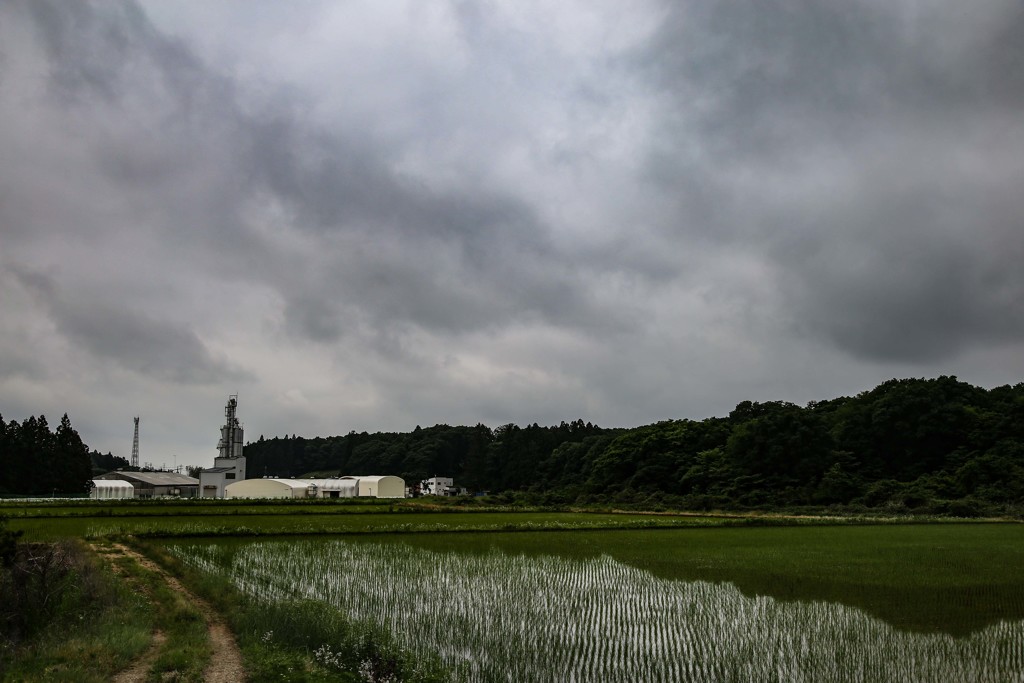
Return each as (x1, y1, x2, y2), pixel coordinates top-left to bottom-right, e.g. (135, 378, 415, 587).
(224, 478, 314, 499)
(90, 479, 135, 499)
(357, 475, 406, 498)
(303, 478, 359, 498)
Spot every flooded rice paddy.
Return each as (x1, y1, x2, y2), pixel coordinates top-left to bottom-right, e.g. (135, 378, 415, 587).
(171, 528, 1024, 682)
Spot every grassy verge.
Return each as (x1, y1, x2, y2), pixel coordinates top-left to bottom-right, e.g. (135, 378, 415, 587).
(0, 540, 152, 682)
(11, 510, 742, 541)
(133, 539, 449, 683)
(11, 502, 1015, 543)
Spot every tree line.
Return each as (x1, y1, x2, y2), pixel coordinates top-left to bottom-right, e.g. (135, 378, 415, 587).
(243, 377, 1024, 514)
(0, 414, 93, 495)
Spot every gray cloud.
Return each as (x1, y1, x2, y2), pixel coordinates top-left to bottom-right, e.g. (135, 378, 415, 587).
(17, 0, 627, 349)
(2, 0, 1023, 465)
(11, 266, 250, 384)
(640, 0, 1024, 361)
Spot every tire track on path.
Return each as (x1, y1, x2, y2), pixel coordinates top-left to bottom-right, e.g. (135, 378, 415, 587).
(95, 542, 246, 682)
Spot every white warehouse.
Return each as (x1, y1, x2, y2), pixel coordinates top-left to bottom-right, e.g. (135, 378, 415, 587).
(357, 475, 405, 498)
(225, 475, 405, 500)
(224, 478, 313, 499)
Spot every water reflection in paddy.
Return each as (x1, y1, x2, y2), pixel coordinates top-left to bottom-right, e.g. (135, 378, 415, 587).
(174, 532, 1024, 682)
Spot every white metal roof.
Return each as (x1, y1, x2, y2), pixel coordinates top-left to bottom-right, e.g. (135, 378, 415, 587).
(95, 471, 199, 486)
(301, 478, 358, 491)
(261, 478, 314, 489)
(91, 479, 134, 488)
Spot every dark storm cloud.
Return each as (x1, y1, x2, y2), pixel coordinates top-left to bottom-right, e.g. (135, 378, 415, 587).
(24, 0, 222, 109)
(11, 267, 249, 384)
(641, 0, 1024, 362)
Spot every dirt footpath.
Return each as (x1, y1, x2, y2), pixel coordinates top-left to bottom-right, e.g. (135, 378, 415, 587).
(112, 630, 166, 683)
(97, 542, 246, 682)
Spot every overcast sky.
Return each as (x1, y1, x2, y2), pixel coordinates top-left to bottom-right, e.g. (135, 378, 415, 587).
(2, 0, 1023, 469)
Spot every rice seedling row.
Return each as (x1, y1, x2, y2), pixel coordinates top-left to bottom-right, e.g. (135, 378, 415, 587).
(171, 538, 1024, 682)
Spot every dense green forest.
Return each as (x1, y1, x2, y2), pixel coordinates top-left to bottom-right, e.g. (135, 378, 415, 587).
(3, 377, 1022, 511)
(0, 414, 93, 495)
(243, 377, 1024, 513)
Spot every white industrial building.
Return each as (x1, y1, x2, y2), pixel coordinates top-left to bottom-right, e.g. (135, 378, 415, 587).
(199, 395, 247, 498)
(90, 479, 135, 499)
(225, 475, 405, 499)
(200, 456, 246, 499)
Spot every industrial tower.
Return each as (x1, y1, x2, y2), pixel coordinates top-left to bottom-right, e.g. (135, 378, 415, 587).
(199, 395, 247, 498)
(131, 416, 140, 469)
(217, 395, 244, 459)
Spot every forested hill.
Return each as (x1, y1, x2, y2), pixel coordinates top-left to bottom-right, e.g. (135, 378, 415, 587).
(243, 376, 1024, 513)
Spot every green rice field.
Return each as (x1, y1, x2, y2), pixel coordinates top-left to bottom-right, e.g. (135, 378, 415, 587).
(6, 508, 729, 541)
(168, 524, 1024, 682)
(6, 501, 1024, 680)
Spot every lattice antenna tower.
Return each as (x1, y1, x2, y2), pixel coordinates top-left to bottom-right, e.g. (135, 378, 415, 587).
(131, 416, 140, 469)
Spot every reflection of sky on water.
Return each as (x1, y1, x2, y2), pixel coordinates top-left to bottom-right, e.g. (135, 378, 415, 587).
(176, 540, 1024, 683)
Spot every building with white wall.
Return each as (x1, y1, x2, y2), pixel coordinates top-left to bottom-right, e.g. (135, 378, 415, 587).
(199, 395, 246, 498)
(421, 476, 466, 496)
(224, 476, 405, 499)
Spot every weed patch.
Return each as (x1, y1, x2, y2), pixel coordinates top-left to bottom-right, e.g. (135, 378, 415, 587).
(0, 540, 151, 681)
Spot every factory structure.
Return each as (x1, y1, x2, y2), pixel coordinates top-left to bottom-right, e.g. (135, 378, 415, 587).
(90, 396, 406, 499)
(198, 395, 247, 498)
(199, 395, 406, 499)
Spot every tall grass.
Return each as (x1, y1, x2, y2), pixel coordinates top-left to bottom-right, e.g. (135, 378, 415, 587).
(172, 539, 1024, 682)
(0, 541, 152, 681)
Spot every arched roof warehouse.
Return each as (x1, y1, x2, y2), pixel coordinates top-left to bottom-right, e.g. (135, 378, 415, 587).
(225, 478, 312, 499)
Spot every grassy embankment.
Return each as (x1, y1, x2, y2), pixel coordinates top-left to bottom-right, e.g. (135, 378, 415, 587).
(0, 532, 216, 681)
(0, 539, 151, 682)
